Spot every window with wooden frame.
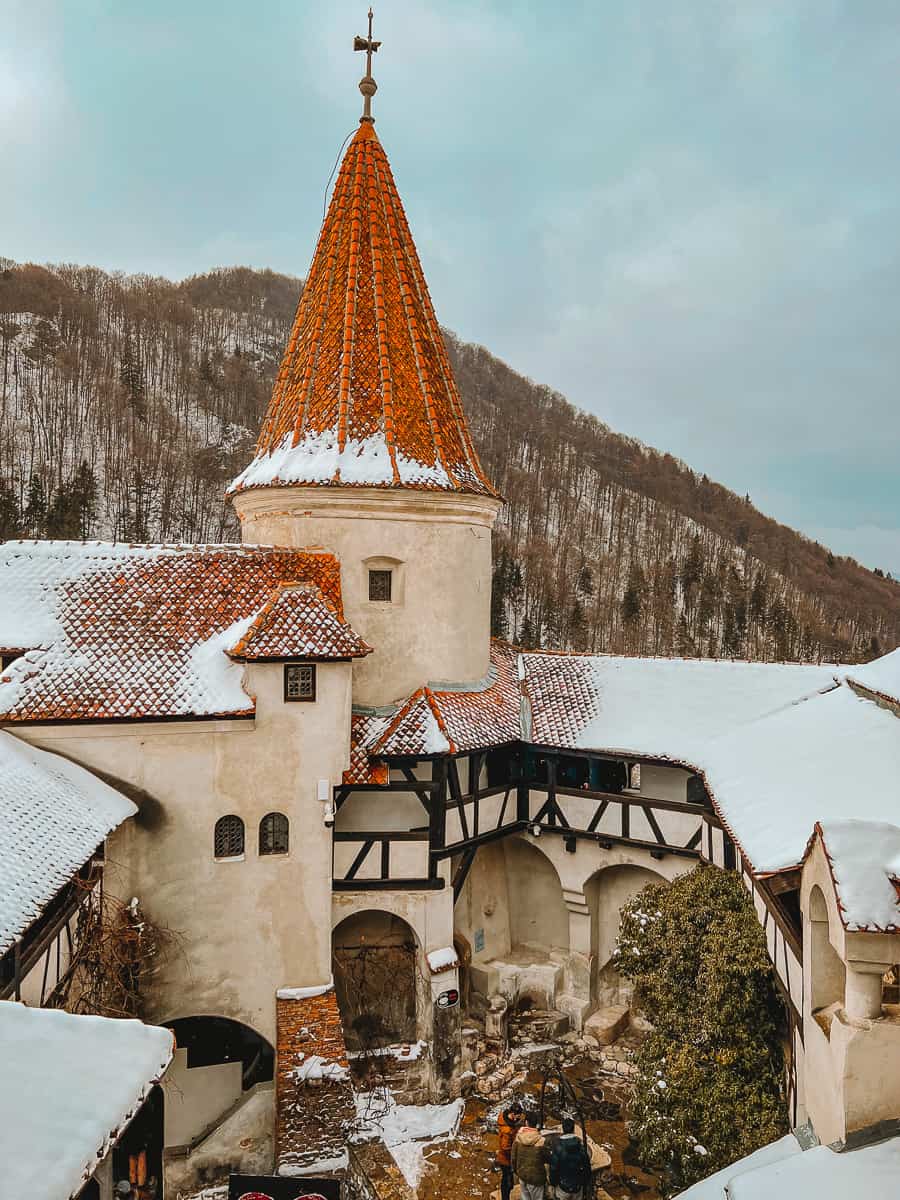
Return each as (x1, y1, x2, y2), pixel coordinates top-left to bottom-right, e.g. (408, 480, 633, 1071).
(214, 814, 245, 859)
(284, 663, 316, 702)
(368, 569, 392, 602)
(259, 812, 289, 856)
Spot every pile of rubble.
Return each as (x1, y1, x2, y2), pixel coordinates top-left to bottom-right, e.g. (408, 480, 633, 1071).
(459, 999, 644, 1101)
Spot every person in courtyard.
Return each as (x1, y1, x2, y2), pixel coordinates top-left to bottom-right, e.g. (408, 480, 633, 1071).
(548, 1117, 592, 1200)
(511, 1109, 547, 1200)
(496, 1100, 525, 1200)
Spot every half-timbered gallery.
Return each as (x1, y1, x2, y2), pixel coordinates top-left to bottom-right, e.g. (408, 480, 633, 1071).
(2, 21, 900, 1200)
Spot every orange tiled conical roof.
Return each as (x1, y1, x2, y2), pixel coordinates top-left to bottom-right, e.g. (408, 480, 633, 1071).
(228, 123, 498, 499)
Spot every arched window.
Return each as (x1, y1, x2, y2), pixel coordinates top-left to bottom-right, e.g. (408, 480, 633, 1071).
(259, 812, 289, 856)
(214, 814, 245, 859)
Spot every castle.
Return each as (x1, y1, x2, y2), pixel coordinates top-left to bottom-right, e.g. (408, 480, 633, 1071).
(2, 18, 900, 1199)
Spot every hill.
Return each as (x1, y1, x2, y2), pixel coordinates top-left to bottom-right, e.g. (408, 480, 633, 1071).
(0, 259, 897, 664)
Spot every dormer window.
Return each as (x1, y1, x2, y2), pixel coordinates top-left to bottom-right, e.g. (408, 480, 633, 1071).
(0, 650, 24, 672)
(368, 569, 392, 602)
(284, 663, 316, 702)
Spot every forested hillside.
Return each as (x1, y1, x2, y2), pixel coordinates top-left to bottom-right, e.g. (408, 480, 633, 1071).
(1, 259, 897, 664)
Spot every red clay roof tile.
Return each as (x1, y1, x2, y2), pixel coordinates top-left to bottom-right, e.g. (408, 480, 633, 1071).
(228, 123, 498, 499)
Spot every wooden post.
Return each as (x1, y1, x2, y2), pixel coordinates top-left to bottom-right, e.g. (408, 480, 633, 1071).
(429, 758, 448, 880)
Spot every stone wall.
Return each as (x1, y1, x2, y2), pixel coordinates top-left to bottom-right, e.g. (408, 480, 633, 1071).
(276, 989, 355, 1174)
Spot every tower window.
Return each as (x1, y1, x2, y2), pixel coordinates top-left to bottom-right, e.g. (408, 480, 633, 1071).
(214, 814, 245, 860)
(259, 812, 289, 856)
(368, 569, 392, 602)
(284, 663, 316, 702)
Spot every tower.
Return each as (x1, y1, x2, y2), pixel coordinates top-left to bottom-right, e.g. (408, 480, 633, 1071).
(228, 17, 501, 706)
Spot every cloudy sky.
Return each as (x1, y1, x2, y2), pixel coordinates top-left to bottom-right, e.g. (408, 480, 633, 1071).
(4, 0, 899, 574)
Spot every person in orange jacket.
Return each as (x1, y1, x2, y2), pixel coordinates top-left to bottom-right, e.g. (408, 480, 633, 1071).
(496, 1100, 526, 1200)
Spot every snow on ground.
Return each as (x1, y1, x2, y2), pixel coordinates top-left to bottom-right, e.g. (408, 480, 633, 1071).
(0, 730, 136, 953)
(0, 1001, 173, 1200)
(353, 1087, 465, 1190)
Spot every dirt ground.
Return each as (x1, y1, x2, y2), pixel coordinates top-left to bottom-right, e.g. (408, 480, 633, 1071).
(417, 1064, 662, 1200)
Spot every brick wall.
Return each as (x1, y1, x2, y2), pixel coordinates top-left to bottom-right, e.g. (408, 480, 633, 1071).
(276, 989, 356, 1174)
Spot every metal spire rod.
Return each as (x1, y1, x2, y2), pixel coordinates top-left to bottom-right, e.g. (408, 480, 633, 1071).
(354, 8, 381, 124)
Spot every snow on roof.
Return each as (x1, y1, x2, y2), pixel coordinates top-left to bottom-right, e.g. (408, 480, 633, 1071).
(345, 711, 393, 785)
(0, 541, 344, 722)
(0, 1001, 173, 1200)
(813, 820, 900, 931)
(675, 1133, 802, 1198)
(702, 683, 900, 875)
(523, 653, 839, 763)
(0, 731, 136, 954)
(426, 946, 459, 974)
(228, 582, 372, 661)
(726, 1136, 900, 1200)
(846, 646, 900, 708)
(373, 643, 520, 757)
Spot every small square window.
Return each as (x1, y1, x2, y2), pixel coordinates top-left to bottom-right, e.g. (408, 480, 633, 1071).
(369, 569, 392, 602)
(284, 663, 316, 702)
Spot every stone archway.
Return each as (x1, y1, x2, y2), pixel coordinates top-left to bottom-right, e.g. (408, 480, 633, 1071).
(503, 836, 570, 955)
(584, 864, 668, 1007)
(161, 1015, 275, 1190)
(332, 909, 419, 1052)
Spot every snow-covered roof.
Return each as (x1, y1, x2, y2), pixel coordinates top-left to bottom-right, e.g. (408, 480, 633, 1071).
(0, 1001, 173, 1200)
(811, 820, 900, 932)
(676, 1133, 801, 1198)
(350, 641, 900, 894)
(345, 711, 393, 785)
(0, 731, 136, 954)
(702, 682, 900, 876)
(372, 642, 521, 757)
(228, 582, 372, 661)
(522, 652, 838, 762)
(726, 1136, 900, 1199)
(0, 540, 347, 721)
(846, 646, 900, 708)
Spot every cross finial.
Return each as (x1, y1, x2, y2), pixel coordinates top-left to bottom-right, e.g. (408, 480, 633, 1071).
(353, 8, 381, 124)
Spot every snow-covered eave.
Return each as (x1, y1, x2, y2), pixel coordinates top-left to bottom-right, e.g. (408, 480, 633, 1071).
(0, 707, 257, 726)
(846, 676, 900, 712)
(803, 821, 900, 935)
(73, 1033, 174, 1197)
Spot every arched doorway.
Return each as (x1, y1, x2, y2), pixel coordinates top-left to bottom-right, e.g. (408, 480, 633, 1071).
(162, 1016, 274, 1150)
(332, 909, 419, 1052)
(585, 864, 668, 1006)
(503, 837, 569, 954)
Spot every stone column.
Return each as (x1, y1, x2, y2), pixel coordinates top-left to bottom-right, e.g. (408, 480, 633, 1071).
(559, 890, 593, 1031)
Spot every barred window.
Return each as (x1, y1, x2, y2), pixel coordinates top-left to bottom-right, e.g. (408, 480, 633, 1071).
(284, 663, 316, 702)
(368, 569, 392, 602)
(259, 812, 289, 856)
(214, 814, 244, 859)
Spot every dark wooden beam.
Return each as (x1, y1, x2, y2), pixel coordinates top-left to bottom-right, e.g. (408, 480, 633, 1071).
(452, 847, 478, 901)
(333, 878, 445, 892)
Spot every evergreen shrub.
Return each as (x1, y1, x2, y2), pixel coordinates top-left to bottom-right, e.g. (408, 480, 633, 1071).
(615, 864, 788, 1193)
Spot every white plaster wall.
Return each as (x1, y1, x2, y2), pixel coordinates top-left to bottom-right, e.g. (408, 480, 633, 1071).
(453, 840, 512, 964)
(11, 660, 353, 1045)
(504, 838, 569, 951)
(636, 765, 691, 804)
(232, 487, 501, 706)
(163, 1048, 243, 1147)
